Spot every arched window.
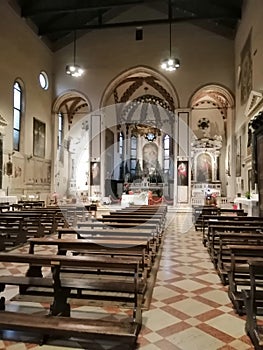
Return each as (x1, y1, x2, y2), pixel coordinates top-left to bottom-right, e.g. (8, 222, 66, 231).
(130, 135, 137, 176)
(58, 112, 64, 162)
(163, 134, 170, 173)
(118, 132, 124, 178)
(13, 81, 22, 151)
(118, 132, 124, 159)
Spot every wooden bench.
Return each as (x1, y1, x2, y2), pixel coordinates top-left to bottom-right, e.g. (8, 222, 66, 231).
(207, 222, 263, 258)
(57, 227, 155, 238)
(1, 210, 55, 236)
(0, 252, 142, 346)
(57, 227, 157, 256)
(20, 208, 60, 234)
(18, 200, 45, 209)
(227, 245, 263, 315)
(104, 212, 166, 227)
(97, 217, 162, 239)
(76, 221, 161, 243)
(243, 260, 263, 350)
(27, 237, 150, 280)
(216, 232, 263, 284)
(202, 211, 248, 245)
(193, 206, 220, 231)
(0, 215, 27, 249)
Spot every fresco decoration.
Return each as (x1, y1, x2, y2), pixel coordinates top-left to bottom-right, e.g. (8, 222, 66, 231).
(33, 118, 45, 158)
(240, 30, 252, 105)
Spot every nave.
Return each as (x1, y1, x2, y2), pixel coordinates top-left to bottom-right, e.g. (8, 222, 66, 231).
(0, 213, 253, 350)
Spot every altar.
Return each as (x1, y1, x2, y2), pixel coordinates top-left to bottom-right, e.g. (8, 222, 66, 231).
(121, 192, 148, 207)
(234, 196, 259, 216)
(0, 196, 18, 204)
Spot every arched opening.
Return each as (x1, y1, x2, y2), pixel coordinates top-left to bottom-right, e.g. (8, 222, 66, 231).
(100, 66, 179, 204)
(51, 91, 92, 199)
(189, 84, 235, 205)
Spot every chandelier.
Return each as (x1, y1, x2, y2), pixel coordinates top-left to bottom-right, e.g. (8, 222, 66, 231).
(161, 0, 180, 72)
(66, 30, 84, 78)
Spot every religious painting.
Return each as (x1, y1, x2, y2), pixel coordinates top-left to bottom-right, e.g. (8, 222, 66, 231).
(196, 153, 212, 182)
(90, 162, 100, 185)
(177, 161, 188, 186)
(227, 145, 231, 176)
(33, 118, 45, 158)
(240, 30, 252, 105)
(143, 143, 158, 174)
(236, 136, 241, 177)
(248, 169, 252, 193)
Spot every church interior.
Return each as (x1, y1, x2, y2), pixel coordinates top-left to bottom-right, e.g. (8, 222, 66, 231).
(1, 0, 263, 349)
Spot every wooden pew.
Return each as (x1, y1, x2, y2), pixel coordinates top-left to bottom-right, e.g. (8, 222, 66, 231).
(27, 237, 150, 280)
(21, 208, 60, 234)
(57, 227, 155, 239)
(1, 211, 54, 237)
(207, 222, 263, 258)
(105, 212, 166, 227)
(0, 252, 141, 346)
(97, 217, 162, 239)
(76, 222, 161, 244)
(193, 206, 220, 231)
(220, 208, 246, 215)
(202, 211, 248, 245)
(215, 232, 263, 284)
(227, 245, 263, 315)
(77, 221, 158, 232)
(57, 227, 157, 252)
(243, 260, 263, 350)
(0, 215, 27, 249)
(18, 200, 45, 209)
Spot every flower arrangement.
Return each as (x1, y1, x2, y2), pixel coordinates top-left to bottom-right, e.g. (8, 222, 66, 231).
(245, 191, 251, 199)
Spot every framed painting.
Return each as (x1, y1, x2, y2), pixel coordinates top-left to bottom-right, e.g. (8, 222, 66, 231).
(236, 136, 241, 177)
(177, 161, 188, 186)
(196, 153, 212, 182)
(90, 162, 100, 185)
(33, 118, 45, 158)
(240, 30, 252, 105)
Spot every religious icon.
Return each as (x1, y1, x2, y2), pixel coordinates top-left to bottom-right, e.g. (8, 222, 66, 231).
(196, 153, 212, 182)
(90, 162, 100, 185)
(143, 143, 158, 174)
(177, 161, 188, 186)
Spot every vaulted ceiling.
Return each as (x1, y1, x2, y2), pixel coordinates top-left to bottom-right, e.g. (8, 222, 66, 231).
(13, 0, 243, 51)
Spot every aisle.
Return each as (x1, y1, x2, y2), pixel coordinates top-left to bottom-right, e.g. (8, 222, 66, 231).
(138, 213, 252, 350)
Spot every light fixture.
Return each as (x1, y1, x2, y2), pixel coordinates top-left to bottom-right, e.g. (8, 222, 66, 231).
(145, 132, 156, 142)
(66, 30, 84, 78)
(161, 0, 180, 72)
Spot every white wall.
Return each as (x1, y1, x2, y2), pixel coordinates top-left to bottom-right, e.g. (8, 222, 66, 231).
(0, 1, 53, 197)
(54, 22, 235, 110)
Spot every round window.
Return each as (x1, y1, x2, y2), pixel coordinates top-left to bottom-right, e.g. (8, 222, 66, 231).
(39, 71, 49, 90)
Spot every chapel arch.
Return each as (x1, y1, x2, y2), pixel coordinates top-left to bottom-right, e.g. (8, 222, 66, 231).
(189, 83, 235, 198)
(99, 65, 180, 201)
(51, 90, 92, 197)
(52, 90, 92, 128)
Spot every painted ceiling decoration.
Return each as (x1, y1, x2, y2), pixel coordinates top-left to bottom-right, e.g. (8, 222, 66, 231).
(56, 96, 88, 126)
(115, 76, 175, 111)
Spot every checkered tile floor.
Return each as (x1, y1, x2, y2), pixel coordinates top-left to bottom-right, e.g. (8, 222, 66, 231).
(0, 213, 254, 349)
